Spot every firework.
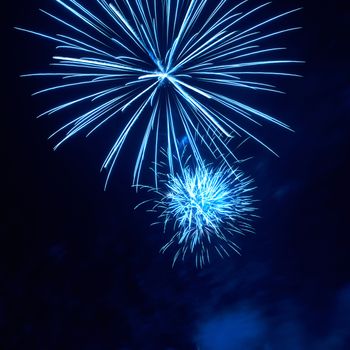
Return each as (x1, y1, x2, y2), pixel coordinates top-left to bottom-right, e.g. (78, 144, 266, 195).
(142, 163, 257, 267)
(18, 0, 301, 187)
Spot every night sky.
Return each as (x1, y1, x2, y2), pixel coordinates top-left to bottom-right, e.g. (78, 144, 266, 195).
(2, 0, 350, 349)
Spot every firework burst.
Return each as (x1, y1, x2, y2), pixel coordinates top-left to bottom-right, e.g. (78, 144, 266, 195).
(17, 0, 302, 187)
(142, 163, 257, 267)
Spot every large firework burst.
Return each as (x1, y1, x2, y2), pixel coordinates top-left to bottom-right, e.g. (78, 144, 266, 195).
(17, 0, 301, 187)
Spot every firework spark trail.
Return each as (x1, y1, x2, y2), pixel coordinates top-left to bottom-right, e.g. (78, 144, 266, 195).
(17, 0, 302, 187)
(139, 162, 257, 268)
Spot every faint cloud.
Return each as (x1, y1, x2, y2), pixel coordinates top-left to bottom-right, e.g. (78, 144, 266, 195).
(195, 306, 265, 350)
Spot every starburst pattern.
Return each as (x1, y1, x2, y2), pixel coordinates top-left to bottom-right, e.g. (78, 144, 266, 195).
(17, 0, 302, 187)
(144, 164, 257, 267)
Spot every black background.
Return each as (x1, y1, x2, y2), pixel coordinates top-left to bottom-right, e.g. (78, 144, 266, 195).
(2, 0, 350, 349)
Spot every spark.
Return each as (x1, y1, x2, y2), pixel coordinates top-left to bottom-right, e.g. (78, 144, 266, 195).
(17, 0, 302, 187)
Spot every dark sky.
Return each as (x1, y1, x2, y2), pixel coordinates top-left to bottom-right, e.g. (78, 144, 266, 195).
(2, 1, 350, 349)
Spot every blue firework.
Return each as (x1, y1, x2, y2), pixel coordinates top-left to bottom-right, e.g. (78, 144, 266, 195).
(18, 0, 301, 186)
(143, 164, 257, 267)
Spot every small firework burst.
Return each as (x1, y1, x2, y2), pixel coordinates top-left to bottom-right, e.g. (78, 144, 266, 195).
(148, 164, 257, 267)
